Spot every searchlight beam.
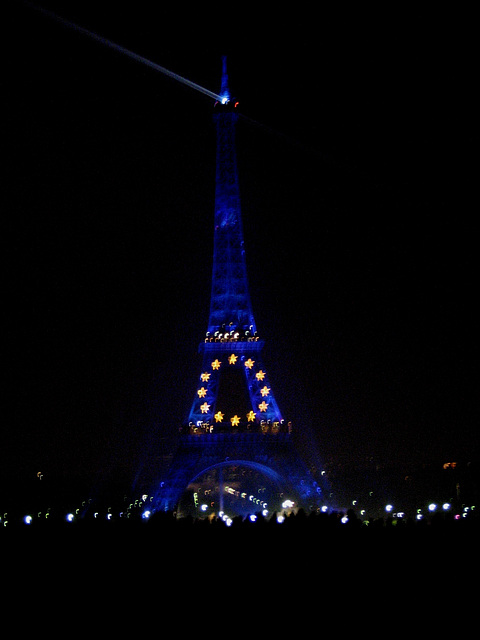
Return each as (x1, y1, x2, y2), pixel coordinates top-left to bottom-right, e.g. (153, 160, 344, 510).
(26, 2, 225, 103)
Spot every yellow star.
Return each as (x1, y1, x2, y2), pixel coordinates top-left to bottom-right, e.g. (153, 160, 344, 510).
(258, 401, 268, 412)
(214, 411, 224, 423)
(244, 358, 255, 369)
(255, 370, 265, 381)
(230, 415, 241, 427)
(200, 402, 210, 414)
(211, 359, 221, 370)
(228, 353, 238, 365)
(260, 385, 270, 397)
(197, 387, 207, 398)
(201, 372, 211, 382)
(247, 410, 256, 422)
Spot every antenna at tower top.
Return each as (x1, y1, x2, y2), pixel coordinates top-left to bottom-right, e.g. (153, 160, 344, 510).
(219, 55, 230, 104)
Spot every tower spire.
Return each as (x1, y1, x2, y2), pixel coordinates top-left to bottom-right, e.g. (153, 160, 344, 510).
(219, 55, 230, 104)
(208, 64, 255, 336)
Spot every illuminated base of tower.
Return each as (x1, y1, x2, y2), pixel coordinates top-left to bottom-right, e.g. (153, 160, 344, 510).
(153, 432, 325, 514)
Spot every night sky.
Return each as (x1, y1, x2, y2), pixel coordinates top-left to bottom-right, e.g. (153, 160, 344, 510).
(2, 2, 477, 487)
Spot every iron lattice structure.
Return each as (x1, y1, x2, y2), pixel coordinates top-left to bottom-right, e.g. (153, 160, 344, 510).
(188, 88, 283, 432)
(154, 60, 324, 512)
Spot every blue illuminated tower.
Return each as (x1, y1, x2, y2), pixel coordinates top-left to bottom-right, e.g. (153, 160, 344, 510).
(154, 59, 324, 513)
(187, 59, 282, 433)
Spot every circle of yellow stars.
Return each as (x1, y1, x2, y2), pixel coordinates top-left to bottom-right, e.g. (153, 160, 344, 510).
(196, 353, 271, 425)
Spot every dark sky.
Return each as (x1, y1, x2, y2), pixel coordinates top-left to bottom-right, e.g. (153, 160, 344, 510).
(2, 1, 477, 485)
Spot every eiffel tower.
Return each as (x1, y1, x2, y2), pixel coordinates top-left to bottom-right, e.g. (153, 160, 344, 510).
(153, 59, 324, 515)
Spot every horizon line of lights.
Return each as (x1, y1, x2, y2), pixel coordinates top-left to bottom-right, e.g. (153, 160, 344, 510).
(2, 501, 476, 528)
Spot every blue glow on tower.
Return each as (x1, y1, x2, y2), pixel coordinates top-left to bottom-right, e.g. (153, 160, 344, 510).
(219, 55, 230, 104)
(187, 58, 284, 431)
(208, 60, 254, 336)
(152, 59, 328, 515)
